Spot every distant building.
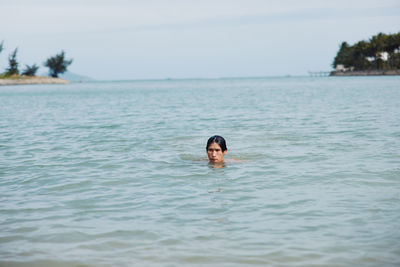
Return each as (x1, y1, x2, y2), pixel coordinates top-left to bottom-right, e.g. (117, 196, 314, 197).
(367, 52, 389, 62)
(379, 52, 389, 61)
(336, 64, 345, 71)
(335, 64, 354, 72)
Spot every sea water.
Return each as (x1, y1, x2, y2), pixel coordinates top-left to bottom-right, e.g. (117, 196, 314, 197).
(0, 76, 399, 266)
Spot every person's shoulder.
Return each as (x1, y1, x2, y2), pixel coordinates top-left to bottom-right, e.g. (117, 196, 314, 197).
(226, 158, 245, 163)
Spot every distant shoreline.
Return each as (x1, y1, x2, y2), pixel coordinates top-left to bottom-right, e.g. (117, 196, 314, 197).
(330, 69, 400, 76)
(0, 76, 69, 86)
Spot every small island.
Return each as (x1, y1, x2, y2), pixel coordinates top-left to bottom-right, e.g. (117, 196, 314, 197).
(0, 41, 73, 86)
(330, 32, 400, 76)
(0, 75, 69, 86)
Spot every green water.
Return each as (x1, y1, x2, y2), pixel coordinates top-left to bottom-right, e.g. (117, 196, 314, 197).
(1, 76, 399, 266)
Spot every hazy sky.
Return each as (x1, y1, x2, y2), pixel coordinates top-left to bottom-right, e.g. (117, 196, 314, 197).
(1, 0, 399, 80)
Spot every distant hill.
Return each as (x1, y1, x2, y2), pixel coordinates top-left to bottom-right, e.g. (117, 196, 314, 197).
(41, 71, 95, 82)
(59, 71, 95, 82)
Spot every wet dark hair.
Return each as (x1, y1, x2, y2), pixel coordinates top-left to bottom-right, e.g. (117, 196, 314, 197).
(206, 135, 227, 152)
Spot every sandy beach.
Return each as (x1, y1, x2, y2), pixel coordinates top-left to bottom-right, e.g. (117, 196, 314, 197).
(0, 76, 69, 86)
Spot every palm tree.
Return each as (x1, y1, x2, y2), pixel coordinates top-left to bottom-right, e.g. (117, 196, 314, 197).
(352, 41, 370, 70)
(332, 32, 400, 71)
(5, 48, 19, 76)
(384, 32, 400, 69)
(44, 51, 73, 78)
(22, 64, 39, 76)
(369, 33, 387, 69)
(332, 42, 352, 68)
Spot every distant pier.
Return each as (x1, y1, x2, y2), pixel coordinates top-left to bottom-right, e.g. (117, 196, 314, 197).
(308, 71, 331, 77)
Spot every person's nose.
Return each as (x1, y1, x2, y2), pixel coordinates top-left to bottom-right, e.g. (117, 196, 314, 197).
(212, 151, 216, 156)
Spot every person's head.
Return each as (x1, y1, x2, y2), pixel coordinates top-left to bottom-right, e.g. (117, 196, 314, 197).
(206, 135, 227, 163)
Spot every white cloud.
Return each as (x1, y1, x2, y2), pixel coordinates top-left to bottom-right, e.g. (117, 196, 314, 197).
(1, 0, 399, 34)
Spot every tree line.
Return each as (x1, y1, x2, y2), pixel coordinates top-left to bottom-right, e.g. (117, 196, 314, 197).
(332, 32, 400, 71)
(0, 41, 73, 78)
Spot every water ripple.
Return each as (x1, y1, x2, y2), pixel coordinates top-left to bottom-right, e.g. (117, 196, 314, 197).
(1, 77, 400, 266)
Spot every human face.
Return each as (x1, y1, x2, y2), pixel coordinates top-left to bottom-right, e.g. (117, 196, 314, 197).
(207, 142, 227, 163)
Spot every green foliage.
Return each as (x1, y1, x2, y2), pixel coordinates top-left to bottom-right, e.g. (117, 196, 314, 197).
(391, 53, 400, 69)
(332, 32, 400, 70)
(332, 42, 352, 68)
(5, 48, 19, 76)
(351, 41, 371, 70)
(0, 42, 73, 79)
(22, 64, 39, 76)
(44, 51, 73, 78)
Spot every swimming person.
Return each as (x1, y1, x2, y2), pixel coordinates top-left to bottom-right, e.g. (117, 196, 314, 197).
(206, 135, 227, 164)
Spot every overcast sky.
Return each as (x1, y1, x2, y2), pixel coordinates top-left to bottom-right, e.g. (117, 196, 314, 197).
(1, 0, 399, 80)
